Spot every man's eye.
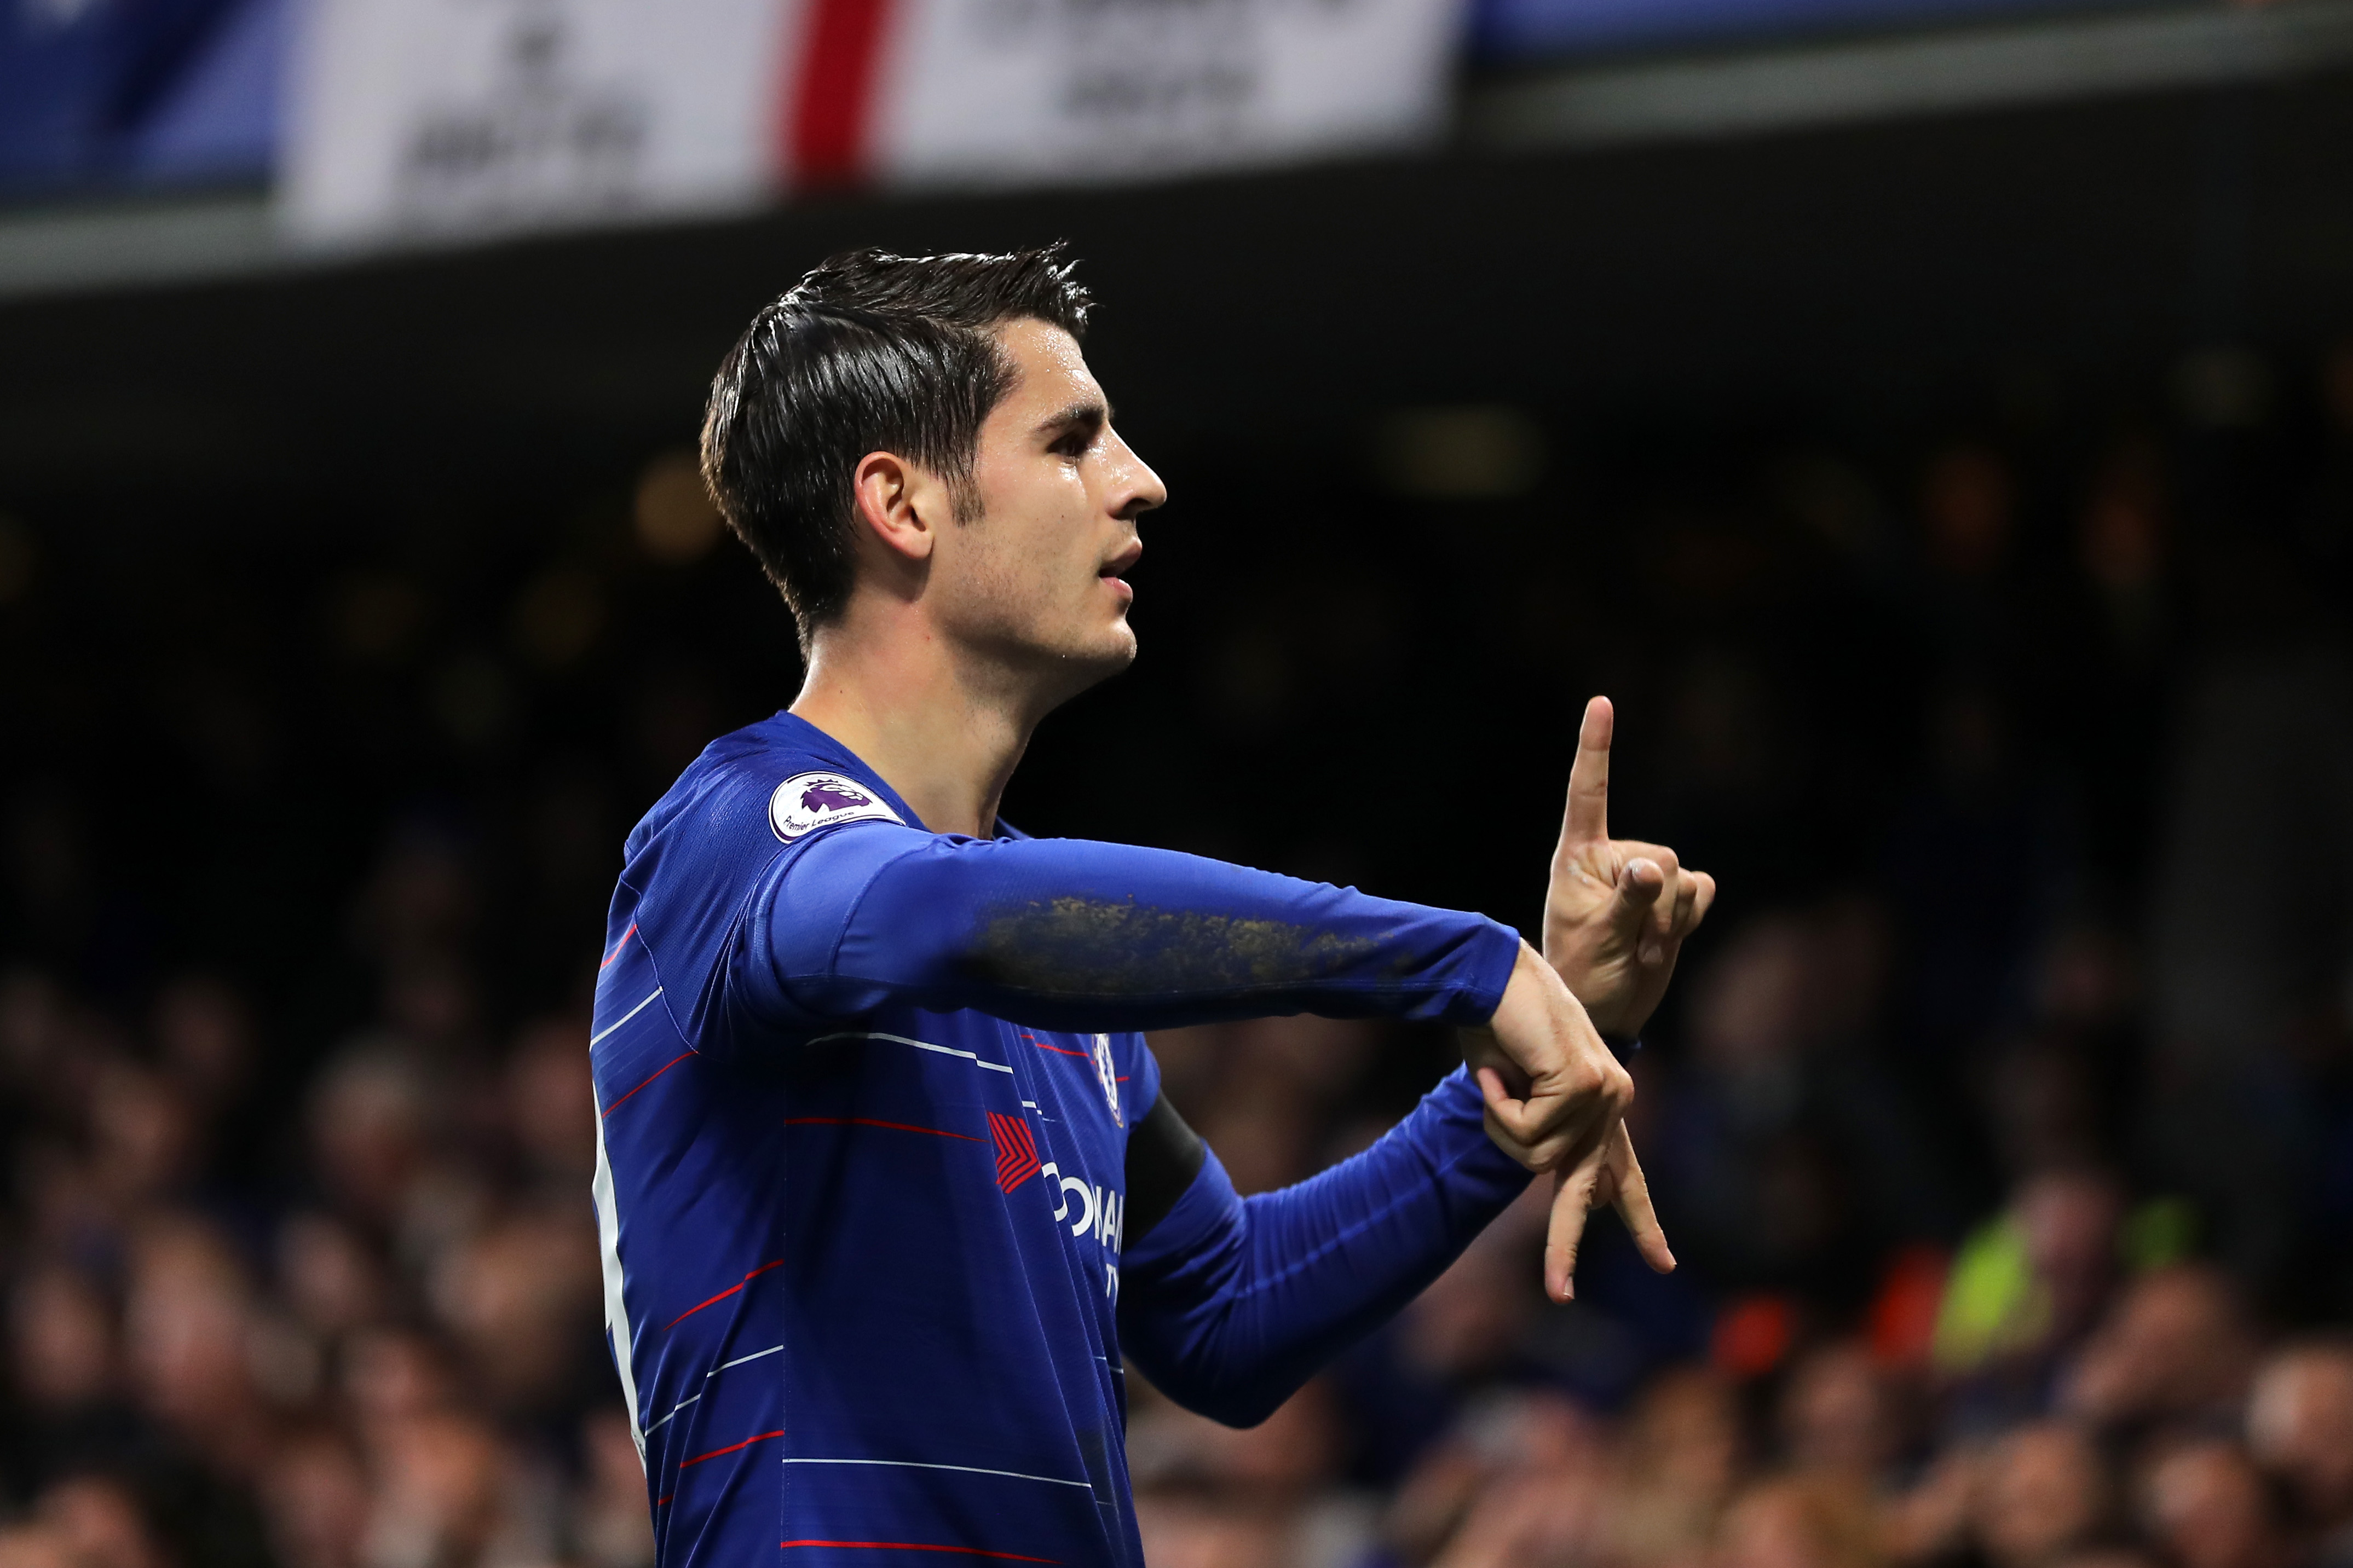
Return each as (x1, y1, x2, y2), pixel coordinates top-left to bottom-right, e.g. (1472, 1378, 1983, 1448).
(1054, 433, 1089, 458)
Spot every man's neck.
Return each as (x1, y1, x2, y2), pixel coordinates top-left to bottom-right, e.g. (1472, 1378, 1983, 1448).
(788, 618, 1036, 840)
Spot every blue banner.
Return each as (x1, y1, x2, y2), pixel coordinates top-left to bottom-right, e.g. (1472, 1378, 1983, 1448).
(1469, 0, 2147, 61)
(0, 0, 280, 197)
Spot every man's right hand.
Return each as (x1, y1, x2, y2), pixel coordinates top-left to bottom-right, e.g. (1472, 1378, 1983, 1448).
(1460, 942, 1674, 1303)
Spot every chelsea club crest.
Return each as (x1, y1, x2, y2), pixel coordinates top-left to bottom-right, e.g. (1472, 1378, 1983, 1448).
(1089, 1034, 1122, 1127)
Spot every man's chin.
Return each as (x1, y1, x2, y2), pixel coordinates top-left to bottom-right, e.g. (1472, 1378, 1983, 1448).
(1074, 629, 1138, 680)
(1040, 626, 1137, 698)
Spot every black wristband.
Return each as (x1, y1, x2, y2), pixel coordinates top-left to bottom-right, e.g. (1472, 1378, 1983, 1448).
(1600, 1033, 1642, 1063)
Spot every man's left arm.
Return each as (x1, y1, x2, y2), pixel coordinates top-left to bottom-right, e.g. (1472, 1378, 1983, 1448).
(1116, 1064, 1531, 1428)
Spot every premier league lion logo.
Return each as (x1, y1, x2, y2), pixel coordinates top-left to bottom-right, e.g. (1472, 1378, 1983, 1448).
(798, 779, 874, 814)
(769, 772, 906, 841)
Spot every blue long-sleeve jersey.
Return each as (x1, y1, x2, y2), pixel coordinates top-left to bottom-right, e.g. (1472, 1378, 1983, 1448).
(590, 712, 1532, 1567)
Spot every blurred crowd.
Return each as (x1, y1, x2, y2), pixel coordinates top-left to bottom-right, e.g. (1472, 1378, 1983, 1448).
(0, 961, 645, 1568)
(0, 337, 2351, 1568)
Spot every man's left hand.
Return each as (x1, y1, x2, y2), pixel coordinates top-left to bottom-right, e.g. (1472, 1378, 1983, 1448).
(1543, 696, 1716, 1040)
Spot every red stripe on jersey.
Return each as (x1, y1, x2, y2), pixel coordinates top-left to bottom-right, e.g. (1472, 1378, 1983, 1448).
(664, 1259, 785, 1329)
(599, 923, 638, 969)
(679, 1429, 785, 1468)
(784, 1116, 979, 1142)
(602, 1052, 694, 1119)
(779, 1543, 1058, 1563)
(988, 1111, 1039, 1193)
(1021, 1032, 1092, 1060)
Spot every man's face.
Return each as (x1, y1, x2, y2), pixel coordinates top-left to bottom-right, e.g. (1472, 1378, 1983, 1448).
(926, 317, 1164, 699)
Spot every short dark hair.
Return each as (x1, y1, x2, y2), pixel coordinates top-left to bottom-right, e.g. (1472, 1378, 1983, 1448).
(700, 245, 1092, 646)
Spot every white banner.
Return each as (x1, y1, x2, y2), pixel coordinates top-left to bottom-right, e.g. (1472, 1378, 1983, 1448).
(873, 0, 1460, 188)
(281, 0, 1461, 241)
(282, 0, 796, 241)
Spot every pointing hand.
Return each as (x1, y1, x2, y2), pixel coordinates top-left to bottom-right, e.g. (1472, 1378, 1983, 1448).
(1542, 696, 1717, 1040)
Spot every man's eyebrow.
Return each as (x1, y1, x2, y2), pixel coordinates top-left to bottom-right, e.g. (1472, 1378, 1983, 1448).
(1034, 398, 1110, 435)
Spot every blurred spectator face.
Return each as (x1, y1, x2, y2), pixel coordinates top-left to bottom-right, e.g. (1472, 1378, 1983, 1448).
(1988, 1048, 2103, 1179)
(350, 827, 477, 970)
(1885, 1447, 1978, 1563)
(1810, 895, 1892, 1046)
(341, 1327, 456, 1439)
(308, 1050, 429, 1228)
(1691, 916, 1818, 1084)
(279, 1212, 390, 1338)
(1124, 1381, 1341, 1500)
(1623, 1366, 1745, 1526)
(123, 1218, 260, 1442)
(1922, 445, 2014, 580)
(1202, 1381, 1340, 1497)
(378, 958, 478, 1052)
(1977, 1422, 2108, 1568)
(1224, 1014, 1375, 1103)
(1134, 1497, 1288, 1568)
(1780, 1342, 1896, 1480)
(87, 1061, 197, 1205)
(0, 1530, 72, 1568)
(428, 1210, 598, 1414)
(1195, 1097, 1311, 1197)
(362, 1411, 505, 1568)
(37, 1476, 166, 1568)
(1714, 1476, 1885, 1568)
(507, 1020, 596, 1182)
(2063, 1265, 2254, 1432)
(1434, 1467, 1604, 1568)
(1400, 1216, 1536, 1383)
(19, 1142, 111, 1259)
(575, 1411, 657, 1568)
(2246, 1344, 2353, 1528)
(152, 973, 253, 1110)
(1384, 1390, 1604, 1567)
(263, 1432, 371, 1568)
(0, 970, 69, 1088)
(11, 1263, 113, 1412)
(2142, 1442, 2287, 1568)
(2035, 925, 2136, 1034)
(1635, 1367, 1744, 1492)
(2017, 1168, 2124, 1345)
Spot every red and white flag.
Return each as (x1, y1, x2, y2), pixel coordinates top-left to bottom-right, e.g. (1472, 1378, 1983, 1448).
(282, 0, 1462, 241)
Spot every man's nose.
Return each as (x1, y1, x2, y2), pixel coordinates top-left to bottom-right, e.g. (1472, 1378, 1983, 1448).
(1108, 432, 1167, 519)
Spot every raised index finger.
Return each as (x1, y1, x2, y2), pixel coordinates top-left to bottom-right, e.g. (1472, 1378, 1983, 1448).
(1562, 695, 1613, 845)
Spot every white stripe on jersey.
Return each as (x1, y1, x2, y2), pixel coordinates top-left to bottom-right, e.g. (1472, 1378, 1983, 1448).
(642, 1343, 791, 1437)
(591, 986, 666, 1046)
(806, 1029, 1013, 1074)
(592, 1101, 645, 1468)
(779, 1457, 1093, 1490)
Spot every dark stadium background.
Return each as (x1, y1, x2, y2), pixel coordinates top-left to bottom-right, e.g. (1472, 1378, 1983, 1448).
(4, 45, 2353, 1568)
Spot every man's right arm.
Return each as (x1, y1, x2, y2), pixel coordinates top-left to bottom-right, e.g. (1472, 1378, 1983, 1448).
(724, 821, 1654, 1298)
(734, 824, 1520, 1034)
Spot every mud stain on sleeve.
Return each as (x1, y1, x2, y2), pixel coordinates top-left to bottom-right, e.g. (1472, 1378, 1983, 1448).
(967, 897, 1388, 996)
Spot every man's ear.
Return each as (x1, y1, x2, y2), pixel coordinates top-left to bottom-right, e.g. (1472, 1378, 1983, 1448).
(851, 450, 948, 563)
